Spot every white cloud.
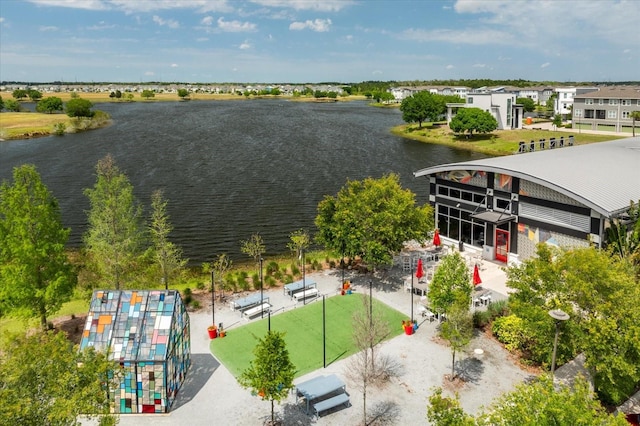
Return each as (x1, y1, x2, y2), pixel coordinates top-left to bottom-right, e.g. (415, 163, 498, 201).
(372, 70, 382, 75)
(0, 17, 5, 23)
(400, 28, 509, 45)
(239, 40, 252, 49)
(39, 25, 59, 31)
(540, 62, 550, 68)
(623, 49, 631, 53)
(196, 37, 209, 42)
(152, 15, 179, 29)
(27, 0, 108, 10)
(250, 0, 353, 12)
(86, 21, 116, 30)
(171, 63, 178, 67)
(446, 64, 455, 69)
(201, 16, 214, 25)
(472, 63, 486, 68)
(289, 19, 331, 32)
(144, 71, 155, 76)
(217, 17, 257, 32)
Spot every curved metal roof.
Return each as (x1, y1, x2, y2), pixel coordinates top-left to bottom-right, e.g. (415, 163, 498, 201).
(414, 137, 640, 218)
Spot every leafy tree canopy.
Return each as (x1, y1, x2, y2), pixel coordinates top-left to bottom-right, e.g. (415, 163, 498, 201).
(315, 173, 434, 268)
(0, 165, 76, 329)
(28, 89, 43, 101)
(141, 89, 155, 99)
(516, 97, 536, 112)
(428, 251, 472, 315)
(505, 245, 640, 405)
(239, 331, 296, 425)
(400, 91, 448, 128)
(427, 375, 627, 426)
(0, 331, 118, 426)
(4, 98, 22, 112)
(66, 97, 94, 117)
(449, 107, 498, 135)
(36, 96, 64, 114)
(177, 88, 189, 99)
(12, 89, 27, 99)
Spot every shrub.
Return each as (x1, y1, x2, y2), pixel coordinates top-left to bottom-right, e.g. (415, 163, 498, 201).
(290, 264, 300, 276)
(312, 260, 320, 270)
(183, 294, 193, 305)
(273, 270, 283, 281)
(473, 310, 491, 329)
(282, 274, 294, 284)
(53, 122, 66, 136)
(183, 287, 192, 296)
(252, 273, 261, 290)
(191, 300, 201, 309)
(492, 315, 525, 352)
(329, 260, 336, 268)
(265, 276, 277, 288)
(487, 300, 510, 320)
(266, 261, 279, 275)
(196, 280, 205, 290)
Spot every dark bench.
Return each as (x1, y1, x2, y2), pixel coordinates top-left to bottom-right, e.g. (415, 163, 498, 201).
(312, 392, 349, 417)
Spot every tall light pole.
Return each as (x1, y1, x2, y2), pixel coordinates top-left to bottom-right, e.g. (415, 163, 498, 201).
(302, 248, 306, 305)
(369, 279, 373, 327)
(260, 257, 264, 318)
(549, 309, 570, 377)
(410, 259, 414, 323)
(211, 269, 216, 325)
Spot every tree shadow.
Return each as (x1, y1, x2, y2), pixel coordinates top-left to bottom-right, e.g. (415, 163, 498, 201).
(279, 402, 315, 425)
(367, 400, 401, 425)
(452, 133, 496, 142)
(456, 356, 485, 384)
(170, 353, 219, 410)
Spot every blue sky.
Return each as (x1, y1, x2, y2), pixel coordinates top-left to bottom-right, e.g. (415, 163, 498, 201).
(1, 0, 638, 83)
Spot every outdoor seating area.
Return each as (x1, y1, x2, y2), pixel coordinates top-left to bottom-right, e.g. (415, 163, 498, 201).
(295, 374, 349, 417)
(230, 294, 270, 316)
(293, 287, 319, 301)
(473, 288, 493, 308)
(242, 302, 271, 319)
(284, 279, 317, 298)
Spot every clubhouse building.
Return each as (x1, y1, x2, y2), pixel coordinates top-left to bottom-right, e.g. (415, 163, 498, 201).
(414, 136, 640, 264)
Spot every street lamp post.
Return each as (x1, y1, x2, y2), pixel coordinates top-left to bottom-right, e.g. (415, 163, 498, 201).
(410, 259, 414, 323)
(369, 280, 373, 327)
(211, 269, 216, 325)
(302, 248, 306, 305)
(549, 309, 570, 377)
(260, 257, 264, 318)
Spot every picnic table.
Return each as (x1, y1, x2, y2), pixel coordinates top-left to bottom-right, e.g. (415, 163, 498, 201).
(295, 374, 346, 414)
(229, 293, 269, 312)
(284, 279, 317, 297)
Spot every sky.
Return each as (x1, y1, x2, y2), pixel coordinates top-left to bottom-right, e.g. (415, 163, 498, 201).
(0, 0, 639, 84)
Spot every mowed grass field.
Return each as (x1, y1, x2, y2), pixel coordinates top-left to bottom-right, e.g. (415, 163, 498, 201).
(0, 112, 70, 139)
(210, 293, 407, 378)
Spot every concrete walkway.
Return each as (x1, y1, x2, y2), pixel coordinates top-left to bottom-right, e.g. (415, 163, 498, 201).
(111, 252, 530, 426)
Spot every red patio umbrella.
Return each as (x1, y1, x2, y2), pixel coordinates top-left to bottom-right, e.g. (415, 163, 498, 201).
(416, 258, 424, 281)
(433, 229, 441, 247)
(473, 263, 482, 286)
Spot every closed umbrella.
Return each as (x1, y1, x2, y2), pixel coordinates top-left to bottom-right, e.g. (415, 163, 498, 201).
(473, 263, 482, 286)
(433, 229, 441, 247)
(416, 258, 424, 282)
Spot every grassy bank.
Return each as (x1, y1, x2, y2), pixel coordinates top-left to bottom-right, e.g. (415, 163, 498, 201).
(392, 123, 625, 156)
(0, 111, 111, 140)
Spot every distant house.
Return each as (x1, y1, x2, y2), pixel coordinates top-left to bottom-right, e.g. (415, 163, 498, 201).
(446, 92, 524, 130)
(554, 87, 599, 118)
(573, 86, 640, 134)
(80, 290, 191, 414)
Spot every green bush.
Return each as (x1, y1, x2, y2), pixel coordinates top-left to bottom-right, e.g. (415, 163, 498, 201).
(265, 276, 277, 288)
(191, 300, 201, 309)
(282, 274, 294, 284)
(487, 300, 510, 320)
(312, 260, 320, 270)
(329, 260, 336, 268)
(473, 310, 491, 329)
(183, 287, 192, 296)
(251, 273, 261, 290)
(196, 280, 205, 291)
(492, 314, 525, 352)
(266, 261, 279, 275)
(273, 270, 283, 281)
(290, 264, 300, 276)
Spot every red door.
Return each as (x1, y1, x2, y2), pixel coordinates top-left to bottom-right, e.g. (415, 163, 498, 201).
(495, 229, 509, 262)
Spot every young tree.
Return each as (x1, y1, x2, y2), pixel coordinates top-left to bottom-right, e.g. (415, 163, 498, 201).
(4, 98, 22, 112)
(0, 331, 118, 426)
(439, 307, 474, 381)
(630, 110, 640, 137)
(552, 113, 562, 129)
(66, 97, 94, 117)
(141, 89, 155, 100)
(239, 331, 296, 425)
(36, 96, 64, 114)
(427, 251, 472, 316)
(149, 189, 187, 289)
(27, 89, 43, 102)
(241, 233, 266, 267)
(449, 107, 498, 136)
(287, 229, 311, 267)
(315, 174, 434, 268)
(0, 95, 4, 111)
(209, 253, 233, 296)
(400, 91, 447, 128)
(0, 165, 76, 329)
(347, 295, 392, 424)
(426, 388, 474, 426)
(84, 154, 145, 289)
(12, 89, 27, 99)
(177, 88, 189, 99)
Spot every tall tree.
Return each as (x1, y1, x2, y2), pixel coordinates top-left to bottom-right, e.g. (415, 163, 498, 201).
(516, 97, 536, 112)
(631, 110, 640, 137)
(66, 98, 94, 117)
(287, 229, 311, 268)
(240, 233, 266, 267)
(239, 331, 296, 425)
(315, 174, 434, 268)
(0, 331, 118, 426)
(0, 165, 76, 329)
(84, 154, 145, 289)
(449, 107, 498, 136)
(439, 307, 474, 381)
(27, 89, 43, 102)
(427, 251, 472, 316)
(400, 91, 447, 128)
(149, 189, 187, 289)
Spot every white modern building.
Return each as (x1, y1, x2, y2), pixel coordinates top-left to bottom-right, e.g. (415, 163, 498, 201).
(446, 92, 524, 130)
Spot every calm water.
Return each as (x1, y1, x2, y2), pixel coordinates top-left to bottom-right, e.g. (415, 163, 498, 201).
(0, 100, 485, 263)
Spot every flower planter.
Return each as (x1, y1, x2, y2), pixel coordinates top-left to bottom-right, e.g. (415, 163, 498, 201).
(208, 327, 217, 339)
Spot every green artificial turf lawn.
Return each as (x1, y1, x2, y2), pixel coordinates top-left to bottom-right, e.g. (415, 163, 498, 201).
(210, 293, 407, 378)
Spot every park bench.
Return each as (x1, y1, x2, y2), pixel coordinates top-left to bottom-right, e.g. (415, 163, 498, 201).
(242, 302, 271, 319)
(293, 287, 319, 301)
(312, 392, 350, 418)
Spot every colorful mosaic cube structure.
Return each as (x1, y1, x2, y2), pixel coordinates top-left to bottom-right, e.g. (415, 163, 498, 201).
(80, 290, 191, 414)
